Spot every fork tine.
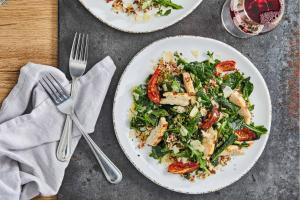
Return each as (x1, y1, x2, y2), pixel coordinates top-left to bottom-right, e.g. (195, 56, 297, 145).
(83, 34, 89, 62)
(79, 34, 85, 61)
(49, 73, 70, 98)
(45, 75, 66, 101)
(40, 74, 70, 105)
(39, 80, 59, 104)
(43, 76, 62, 101)
(75, 33, 82, 60)
(69, 32, 78, 61)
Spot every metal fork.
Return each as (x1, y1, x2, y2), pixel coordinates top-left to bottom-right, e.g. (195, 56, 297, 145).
(40, 74, 122, 184)
(57, 33, 88, 161)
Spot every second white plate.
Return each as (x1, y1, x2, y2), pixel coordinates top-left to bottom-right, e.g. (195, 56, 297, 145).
(79, 0, 203, 33)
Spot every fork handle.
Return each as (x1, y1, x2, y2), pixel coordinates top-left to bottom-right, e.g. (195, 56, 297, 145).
(56, 79, 77, 161)
(56, 115, 72, 161)
(70, 113, 123, 184)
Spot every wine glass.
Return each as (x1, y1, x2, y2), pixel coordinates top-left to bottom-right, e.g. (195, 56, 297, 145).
(221, 0, 285, 38)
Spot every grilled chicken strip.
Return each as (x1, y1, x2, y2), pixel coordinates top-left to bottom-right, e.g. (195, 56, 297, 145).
(229, 90, 252, 124)
(182, 72, 196, 95)
(146, 117, 168, 146)
(160, 92, 191, 106)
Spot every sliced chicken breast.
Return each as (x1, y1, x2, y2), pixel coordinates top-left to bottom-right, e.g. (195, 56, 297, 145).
(229, 90, 247, 108)
(146, 117, 168, 146)
(182, 72, 196, 95)
(160, 92, 191, 106)
(238, 107, 252, 124)
(220, 145, 244, 156)
(229, 90, 252, 124)
(202, 128, 218, 157)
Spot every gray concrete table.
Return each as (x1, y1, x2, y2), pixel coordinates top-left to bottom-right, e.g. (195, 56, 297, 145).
(58, 0, 299, 199)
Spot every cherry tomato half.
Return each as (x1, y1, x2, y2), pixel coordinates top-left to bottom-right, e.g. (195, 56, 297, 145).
(147, 68, 161, 104)
(168, 162, 199, 174)
(235, 128, 257, 141)
(201, 106, 220, 130)
(215, 60, 236, 76)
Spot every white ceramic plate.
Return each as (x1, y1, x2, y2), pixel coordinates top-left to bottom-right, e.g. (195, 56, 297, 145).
(79, 0, 202, 33)
(113, 36, 272, 194)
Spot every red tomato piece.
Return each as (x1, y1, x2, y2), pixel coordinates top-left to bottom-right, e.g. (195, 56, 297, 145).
(235, 128, 257, 141)
(147, 68, 161, 104)
(200, 106, 220, 130)
(168, 162, 199, 174)
(215, 60, 236, 76)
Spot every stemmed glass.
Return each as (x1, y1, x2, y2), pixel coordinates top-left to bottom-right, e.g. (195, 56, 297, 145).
(221, 0, 285, 38)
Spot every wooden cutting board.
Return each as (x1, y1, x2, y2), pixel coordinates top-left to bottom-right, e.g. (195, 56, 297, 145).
(0, 0, 57, 102)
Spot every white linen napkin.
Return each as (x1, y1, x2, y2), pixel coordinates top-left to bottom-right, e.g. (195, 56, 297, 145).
(0, 56, 116, 200)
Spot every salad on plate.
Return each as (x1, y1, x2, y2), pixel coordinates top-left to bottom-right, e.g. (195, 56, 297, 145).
(129, 51, 268, 181)
(107, 0, 183, 19)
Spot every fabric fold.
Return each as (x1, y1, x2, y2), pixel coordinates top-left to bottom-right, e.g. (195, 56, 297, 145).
(0, 56, 116, 200)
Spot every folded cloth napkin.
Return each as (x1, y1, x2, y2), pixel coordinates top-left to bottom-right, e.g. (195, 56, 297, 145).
(0, 57, 116, 200)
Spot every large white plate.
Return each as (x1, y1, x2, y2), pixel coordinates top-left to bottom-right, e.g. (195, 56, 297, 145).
(79, 0, 203, 33)
(113, 36, 272, 194)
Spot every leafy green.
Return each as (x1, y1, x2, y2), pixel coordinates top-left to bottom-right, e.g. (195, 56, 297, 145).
(223, 71, 244, 89)
(171, 79, 181, 92)
(131, 108, 169, 129)
(207, 51, 217, 66)
(154, 0, 183, 9)
(175, 146, 208, 171)
(217, 118, 240, 145)
(244, 123, 268, 137)
(248, 103, 254, 111)
(132, 85, 152, 106)
(156, 8, 172, 16)
(241, 77, 254, 99)
(218, 120, 232, 138)
(211, 134, 237, 161)
(131, 83, 169, 130)
(174, 52, 188, 65)
(160, 74, 184, 92)
(184, 61, 214, 82)
(142, 0, 152, 9)
(233, 141, 250, 147)
(188, 145, 208, 171)
(197, 89, 212, 107)
(185, 113, 201, 137)
(151, 109, 169, 117)
(174, 149, 190, 158)
(150, 145, 169, 159)
(217, 96, 239, 116)
(143, 113, 157, 126)
(183, 173, 191, 180)
(130, 116, 146, 129)
(207, 85, 221, 100)
(229, 118, 245, 130)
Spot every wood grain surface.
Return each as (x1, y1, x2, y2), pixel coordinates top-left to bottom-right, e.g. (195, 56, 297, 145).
(0, 1, 58, 199)
(0, 0, 57, 101)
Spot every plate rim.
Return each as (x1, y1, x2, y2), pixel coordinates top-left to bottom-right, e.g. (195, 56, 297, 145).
(78, 0, 203, 33)
(112, 35, 272, 194)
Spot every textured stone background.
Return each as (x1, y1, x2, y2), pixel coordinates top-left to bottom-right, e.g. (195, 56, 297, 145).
(58, 0, 299, 199)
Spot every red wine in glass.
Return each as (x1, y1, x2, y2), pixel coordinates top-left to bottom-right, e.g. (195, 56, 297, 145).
(221, 0, 284, 38)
